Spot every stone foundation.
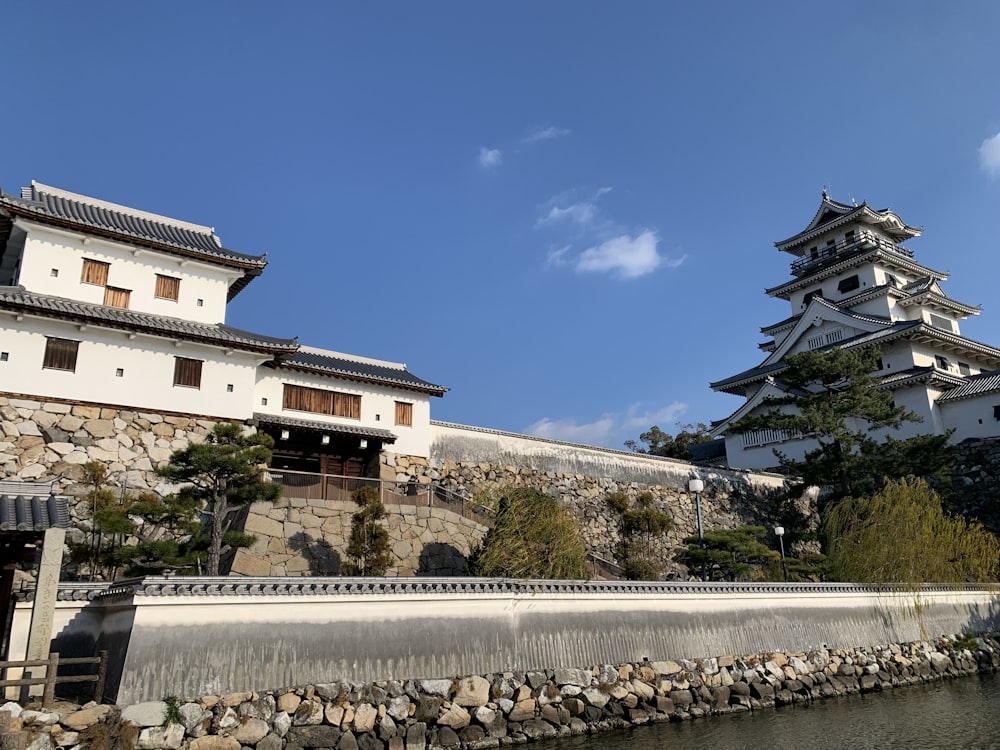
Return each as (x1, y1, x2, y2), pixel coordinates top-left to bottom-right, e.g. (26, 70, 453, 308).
(5, 634, 999, 750)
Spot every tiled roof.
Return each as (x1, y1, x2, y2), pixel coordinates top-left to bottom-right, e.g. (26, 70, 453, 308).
(937, 372, 1000, 403)
(0, 481, 70, 532)
(711, 320, 923, 393)
(0, 286, 299, 354)
(254, 412, 397, 442)
(276, 346, 448, 396)
(1, 182, 267, 300)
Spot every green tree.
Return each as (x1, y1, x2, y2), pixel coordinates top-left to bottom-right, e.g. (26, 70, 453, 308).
(732, 346, 952, 503)
(67, 461, 125, 580)
(625, 423, 713, 459)
(468, 487, 587, 579)
(676, 526, 780, 581)
(342, 485, 393, 576)
(157, 423, 280, 575)
(824, 477, 999, 583)
(605, 490, 674, 580)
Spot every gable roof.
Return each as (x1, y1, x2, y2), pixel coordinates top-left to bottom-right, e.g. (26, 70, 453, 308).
(0, 182, 267, 300)
(775, 192, 922, 253)
(254, 412, 397, 442)
(760, 296, 889, 366)
(0, 286, 299, 355)
(272, 345, 448, 396)
(709, 378, 800, 437)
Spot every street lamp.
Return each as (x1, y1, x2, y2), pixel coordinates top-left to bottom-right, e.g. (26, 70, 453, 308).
(774, 525, 787, 582)
(688, 477, 706, 582)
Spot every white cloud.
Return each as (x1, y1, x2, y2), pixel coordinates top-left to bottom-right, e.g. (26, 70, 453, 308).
(524, 126, 571, 143)
(576, 230, 662, 279)
(525, 415, 617, 444)
(622, 401, 689, 432)
(535, 201, 598, 228)
(524, 401, 689, 447)
(979, 131, 1000, 177)
(479, 147, 502, 168)
(545, 245, 572, 268)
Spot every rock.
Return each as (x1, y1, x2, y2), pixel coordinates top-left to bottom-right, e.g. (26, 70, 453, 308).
(179, 703, 210, 735)
(121, 701, 167, 727)
(188, 737, 241, 750)
(60, 703, 114, 730)
(554, 668, 591, 687)
(433, 725, 459, 748)
(437, 703, 470, 729)
(258, 734, 284, 750)
(581, 688, 609, 708)
(137, 723, 185, 750)
(521, 719, 558, 740)
(508, 698, 536, 722)
(231, 717, 270, 744)
(293, 700, 324, 725)
(405, 722, 427, 750)
(353, 704, 378, 732)
(287, 725, 344, 747)
(453, 675, 490, 706)
(417, 679, 452, 697)
(273, 711, 292, 737)
(276, 692, 301, 714)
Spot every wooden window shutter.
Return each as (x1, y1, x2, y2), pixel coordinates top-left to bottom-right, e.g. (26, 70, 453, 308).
(283, 384, 360, 418)
(42, 338, 80, 372)
(395, 402, 413, 426)
(104, 286, 131, 309)
(155, 274, 181, 301)
(173, 357, 203, 388)
(80, 259, 110, 285)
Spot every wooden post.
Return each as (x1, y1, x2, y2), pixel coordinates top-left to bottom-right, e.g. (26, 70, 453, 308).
(94, 650, 108, 703)
(42, 652, 59, 706)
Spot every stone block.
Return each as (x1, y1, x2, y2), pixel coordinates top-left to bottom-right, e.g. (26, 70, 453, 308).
(121, 701, 167, 727)
(453, 675, 490, 707)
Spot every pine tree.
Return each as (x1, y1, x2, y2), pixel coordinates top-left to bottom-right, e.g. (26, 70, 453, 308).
(157, 423, 280, 575)
(605, 490, 674, 580)
(342, 485, 392, 576)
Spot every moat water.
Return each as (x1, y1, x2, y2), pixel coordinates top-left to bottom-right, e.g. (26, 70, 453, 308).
(540, 671, 1000, 749)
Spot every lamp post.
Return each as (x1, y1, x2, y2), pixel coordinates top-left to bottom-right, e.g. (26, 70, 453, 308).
(774, 525, 787, 582)
(688, 477, 706, 582)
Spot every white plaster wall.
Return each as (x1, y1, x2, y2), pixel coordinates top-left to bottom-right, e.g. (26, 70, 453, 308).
(942, 395, 1000, 441)
(0, 317, 263, 419)
(14, 222, 237, 325)
(255, 370, 432, 457)
(430, 422, 785, 490)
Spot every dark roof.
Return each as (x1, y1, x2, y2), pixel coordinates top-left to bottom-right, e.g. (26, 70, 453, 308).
(688, 439, 727, 464)
(775, 192, 921, 251)
(276, 348, 448, 396)
(1, 182, 267, 300)
(0, 481, 70, 533)
(254, 412, 397, 442)
(0, 286, 299, 355)
(937, 372, 1000, 403)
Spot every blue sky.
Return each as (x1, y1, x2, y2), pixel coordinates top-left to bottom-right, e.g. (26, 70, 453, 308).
(5, 2, 1000, 449)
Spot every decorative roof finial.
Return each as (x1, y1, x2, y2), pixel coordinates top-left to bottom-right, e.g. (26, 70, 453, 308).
(821, 186, 829, 199)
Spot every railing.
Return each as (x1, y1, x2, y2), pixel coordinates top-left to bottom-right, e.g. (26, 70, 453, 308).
(0, 651, 106, 706)
(266, 470, 496, 525)
(790, 230, 913, 276)
(742, 428, 798, 448)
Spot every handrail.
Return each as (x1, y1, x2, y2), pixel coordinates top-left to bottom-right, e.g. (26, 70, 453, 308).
(790, 230, 913, 276)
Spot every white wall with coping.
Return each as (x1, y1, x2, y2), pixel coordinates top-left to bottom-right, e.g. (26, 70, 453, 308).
(14, 579, 999, 705)
(15, 222, 236, 325)
(0, 317, 265, 420)
(256, 370, 432, 458)
(430, 421, 786, 490)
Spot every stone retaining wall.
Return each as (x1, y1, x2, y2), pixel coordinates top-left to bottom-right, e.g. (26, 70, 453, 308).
(229, 499, 488, 577)
(5, 634, 999, 750)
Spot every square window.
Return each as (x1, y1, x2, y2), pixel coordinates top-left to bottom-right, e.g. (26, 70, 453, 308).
(104, 286, 131, 309)
(115, 368, 124, 377)
(43, 338, 80, 372)
(173, 357, 203, 389)
(50, 268, 59, 277)
(155, 274, 181, 301)
(226, 384, 234, 392)
(994, 405, 1000, 422)
(0, 352, 8, 361)
(395, 402, 413, 427)
(261, 397, 268, 406)
(196, 298, 204, 307)
(81, 258, 110, 285)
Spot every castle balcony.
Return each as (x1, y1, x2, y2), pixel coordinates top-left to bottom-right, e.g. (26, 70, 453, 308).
(790, 230, 913, 277)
